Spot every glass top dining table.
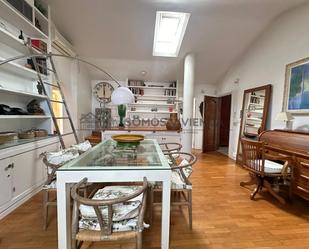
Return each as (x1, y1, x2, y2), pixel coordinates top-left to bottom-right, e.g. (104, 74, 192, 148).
(59, 139, 171, 170)
(56, 139, 172, 249)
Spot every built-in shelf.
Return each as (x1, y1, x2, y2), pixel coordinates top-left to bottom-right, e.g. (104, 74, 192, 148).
(134, 94, 177, 98)
(0, 56, 47, 80)
(0, 0, 48, 39)
(0, 26, 27, 53)
(129, 86, 177, 90)
(34, 7, 48, 22)
(128, 103, 175, 106)
(248, 103, 263, 108)
(246, 117, 262, 122)
(127, 110, 177, 114)
(0, 87, 47, 99)
(0, 135, 57, 151)
(250, 95, 265, 99)
(0, 115, 51, 119)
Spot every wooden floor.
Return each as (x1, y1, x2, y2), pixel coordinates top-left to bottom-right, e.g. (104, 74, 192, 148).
(0, 152, 309, 249)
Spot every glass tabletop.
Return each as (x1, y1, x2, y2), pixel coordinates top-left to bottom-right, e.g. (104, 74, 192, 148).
(59, 139, 170, 171)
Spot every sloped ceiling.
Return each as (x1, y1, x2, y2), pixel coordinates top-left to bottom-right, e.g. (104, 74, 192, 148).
(45, 0, 308, 84)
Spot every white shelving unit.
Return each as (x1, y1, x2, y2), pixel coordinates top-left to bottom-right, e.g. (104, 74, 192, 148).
(127, 80, 180, 126)
(0, 86, 47, 99)
(0, 0, 48, 39)
(0, 0, 53, 140)
(0, 56, 48, 80)
(0, 115, 51, 119)
(243, 92, 265, 136)
(0, 0, 61, 219)
(127, 110, 178, 114)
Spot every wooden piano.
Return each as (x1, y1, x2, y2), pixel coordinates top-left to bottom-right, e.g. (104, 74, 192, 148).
(259, 129, 309, 201)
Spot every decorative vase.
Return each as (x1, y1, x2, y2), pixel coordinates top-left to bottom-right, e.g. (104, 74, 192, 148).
(118, 104, 126, 127)
(166, 113, 181, 131)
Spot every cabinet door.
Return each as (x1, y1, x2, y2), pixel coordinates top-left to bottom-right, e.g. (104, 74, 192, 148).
(0, 158, 13, 207)
(154, 134, 181, 144)
(12, 142, 59, 198)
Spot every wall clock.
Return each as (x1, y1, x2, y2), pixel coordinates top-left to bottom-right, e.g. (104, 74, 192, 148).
(93, 82, 114, 104)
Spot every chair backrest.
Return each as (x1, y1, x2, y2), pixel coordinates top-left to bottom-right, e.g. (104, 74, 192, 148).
(166, 152, 197, 185)
(241, 138, 265, 175)
(159, 143, 182, 153)
(41, 148, 79, 185)
(71, 177, 148, 238)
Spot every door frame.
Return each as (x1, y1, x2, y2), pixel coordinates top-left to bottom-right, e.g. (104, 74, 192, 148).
(202, 96, 221, 152)
(202, 92, 233, 154)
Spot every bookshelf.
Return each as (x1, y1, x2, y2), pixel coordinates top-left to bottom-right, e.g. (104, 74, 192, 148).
(127, 80, 180, 126)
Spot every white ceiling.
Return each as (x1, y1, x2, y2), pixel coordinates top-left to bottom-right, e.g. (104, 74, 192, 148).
(45, 0, 308, 84)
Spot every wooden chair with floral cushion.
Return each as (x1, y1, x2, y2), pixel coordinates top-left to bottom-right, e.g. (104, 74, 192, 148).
(159, 143, 182, 153)
(240, 138, 291, 204)
(41, 141, 92, 230)
(71, 177, 148, 249)
(149, 152, 197, 229)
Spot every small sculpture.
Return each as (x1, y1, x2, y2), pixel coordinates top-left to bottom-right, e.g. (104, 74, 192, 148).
(18, 30, 24, 41)
(36, 82, 43, 95)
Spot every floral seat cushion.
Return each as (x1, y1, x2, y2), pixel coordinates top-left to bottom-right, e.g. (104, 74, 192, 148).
(79, 217, 140, 232)
(43, 179, 57, 189)
(151, 159, 193, 190)
(45, 148, 79, 166)
(71, 140, 92, 153)
(79, 186, 143, 222)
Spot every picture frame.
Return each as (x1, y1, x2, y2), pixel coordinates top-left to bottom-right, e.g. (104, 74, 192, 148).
(283, 57, 309, 114)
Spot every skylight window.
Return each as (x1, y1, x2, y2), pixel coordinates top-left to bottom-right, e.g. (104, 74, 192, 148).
(153, 11, 190, 57)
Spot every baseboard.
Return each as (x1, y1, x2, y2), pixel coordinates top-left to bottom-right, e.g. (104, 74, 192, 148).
(0, 181, 44, 220)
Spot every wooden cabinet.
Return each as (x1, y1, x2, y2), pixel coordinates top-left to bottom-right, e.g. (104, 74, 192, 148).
(0, 138, 59, 217)
(259, 130, 309, 201)
(293, 160, 309, 201)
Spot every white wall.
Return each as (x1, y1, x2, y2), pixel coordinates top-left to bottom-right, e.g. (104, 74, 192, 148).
(52, 48, 92, 145)
(216, 2, 309, 159)
(192, 83, 217, 149)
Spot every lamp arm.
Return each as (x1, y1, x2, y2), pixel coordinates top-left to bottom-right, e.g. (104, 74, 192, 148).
(0, 53, 121, 86)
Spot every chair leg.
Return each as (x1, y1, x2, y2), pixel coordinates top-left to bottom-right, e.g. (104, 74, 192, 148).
(250, 177, 262, 200)
(188, 190, 192, 230)
(71, 238, 77, 249)
(264, 179, 286, 205)
(136, 232, 142, 249)
(240, 174, 256, 187)
(43, 189, 49, 231)
(148, 187, 154, 224)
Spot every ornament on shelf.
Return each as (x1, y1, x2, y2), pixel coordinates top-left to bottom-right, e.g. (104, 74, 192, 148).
(18, 30, 24, 41)
(36, 82, 43, 95)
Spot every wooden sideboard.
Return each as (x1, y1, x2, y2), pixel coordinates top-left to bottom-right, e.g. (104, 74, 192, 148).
(259, 129, 309, 201)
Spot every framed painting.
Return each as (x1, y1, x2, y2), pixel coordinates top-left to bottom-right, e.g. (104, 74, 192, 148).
(283, 57, 309, 113)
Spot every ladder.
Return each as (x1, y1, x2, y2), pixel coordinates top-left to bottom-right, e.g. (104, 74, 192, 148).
(26, 39, 79, 148)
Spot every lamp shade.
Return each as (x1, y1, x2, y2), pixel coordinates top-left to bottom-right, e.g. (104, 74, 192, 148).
(111, 87, 134, 105)
(275, 112, 294, 121)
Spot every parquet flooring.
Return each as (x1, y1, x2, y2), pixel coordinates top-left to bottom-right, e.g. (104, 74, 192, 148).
(0, 152, 308, 249)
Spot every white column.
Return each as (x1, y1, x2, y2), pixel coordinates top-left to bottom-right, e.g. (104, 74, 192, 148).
(182, 53, 195, 153)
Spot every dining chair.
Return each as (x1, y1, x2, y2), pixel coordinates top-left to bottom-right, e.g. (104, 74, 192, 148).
(149, 152, 197, 229)
(41, 141, 92, 230)
(71, 177, 148, 249)
(240, 138, 291, 204)
(159, 142, 182, 153)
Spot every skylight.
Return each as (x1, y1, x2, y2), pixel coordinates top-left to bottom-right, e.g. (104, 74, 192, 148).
(153, 11, 190, 57)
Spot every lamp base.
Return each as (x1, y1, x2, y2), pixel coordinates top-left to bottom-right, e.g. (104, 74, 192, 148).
(118, 104, 126, 128)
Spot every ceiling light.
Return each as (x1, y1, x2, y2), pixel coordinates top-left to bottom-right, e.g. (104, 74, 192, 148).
(153, 11, 190, 57)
